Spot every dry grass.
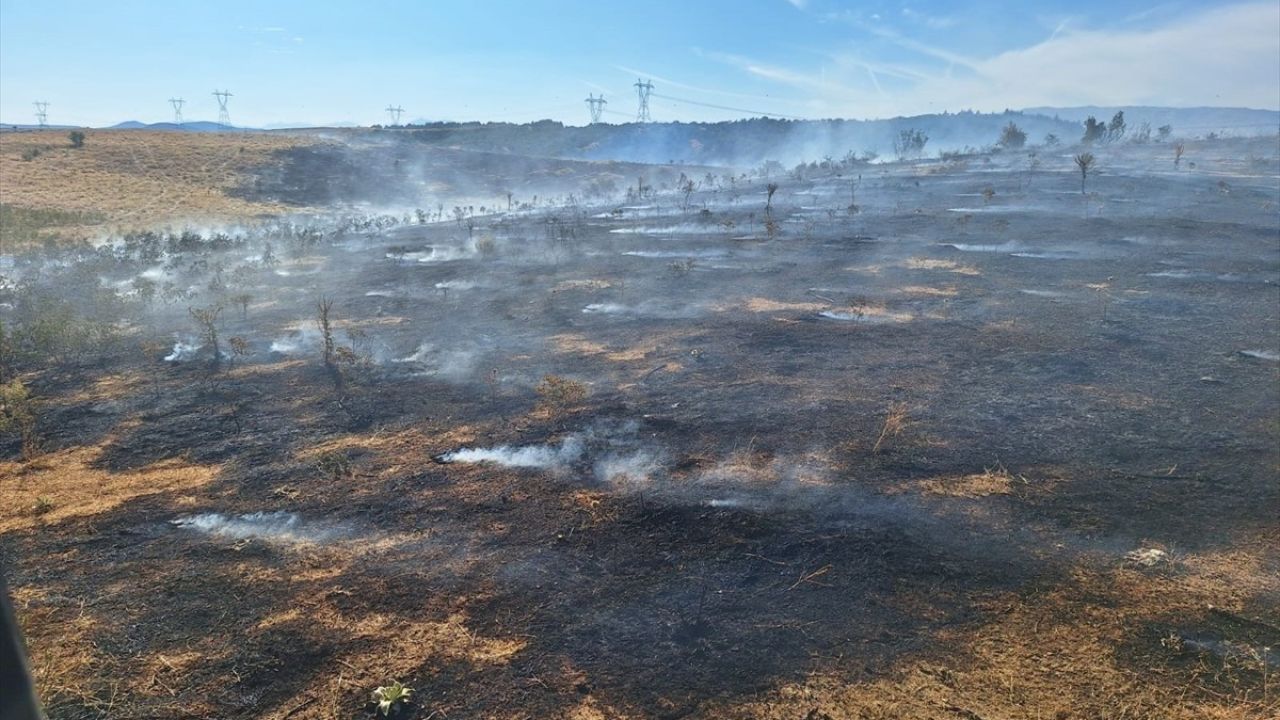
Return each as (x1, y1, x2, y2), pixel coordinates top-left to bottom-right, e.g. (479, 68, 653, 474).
(915, 466, 1023, 497)
(0, 129, 322, 243)
(707, 545, 1279, 720)
(0, 443, 219, 533)
(903, 257, 982, 276)
(871, 402, 912, 454)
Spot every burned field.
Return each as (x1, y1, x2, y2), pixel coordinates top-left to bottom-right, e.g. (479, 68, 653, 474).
(2, 134, 1278, 718)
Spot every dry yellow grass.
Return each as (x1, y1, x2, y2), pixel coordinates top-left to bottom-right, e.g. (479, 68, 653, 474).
(903, 257, 982, 275)
(0, 129, 322, 240)
(0, 444, 220, 533)
(708, 545, 1279, 720)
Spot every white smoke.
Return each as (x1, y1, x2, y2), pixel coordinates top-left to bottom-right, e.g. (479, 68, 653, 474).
(438, 435, 586, 469)
(172, 511, 346, 544)
(164, 340, 203, 362)
(269, 326, 323, 355)
(594, 450, 665, 492)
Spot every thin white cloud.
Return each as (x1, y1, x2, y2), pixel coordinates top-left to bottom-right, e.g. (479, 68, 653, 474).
(783, 0, 808, 8)
(901, 7, 956, 30)
(718, 2, 1280, 117)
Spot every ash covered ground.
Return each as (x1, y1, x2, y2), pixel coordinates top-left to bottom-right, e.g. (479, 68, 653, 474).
(2, 133, 1278, 719)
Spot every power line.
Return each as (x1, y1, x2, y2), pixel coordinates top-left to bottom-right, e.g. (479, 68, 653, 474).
(169, 97, 185, 124)
(385, 105, 405, 125)
(33, 101, 49, 127)
(650, 92, 806, 120)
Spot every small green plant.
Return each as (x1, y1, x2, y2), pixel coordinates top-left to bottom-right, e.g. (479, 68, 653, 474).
(31, 496, 54, 515)
(68, 131, 85, 148)
(372, 681, 413, 717)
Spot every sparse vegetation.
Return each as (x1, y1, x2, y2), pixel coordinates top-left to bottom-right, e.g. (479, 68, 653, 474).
(1082, 116, 1107, 145)
(893, 128, 929, 161)
(536, 374, 587, 414)
(872, 402, 911, 454)
(1074, 152, 1096, 194)
(188, 305, 223, 369)
(998, 122, 1027, 149)
(0, 379, 40, 459)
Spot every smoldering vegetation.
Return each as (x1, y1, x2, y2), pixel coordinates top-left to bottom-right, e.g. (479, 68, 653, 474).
(3, 130, 1279, 718)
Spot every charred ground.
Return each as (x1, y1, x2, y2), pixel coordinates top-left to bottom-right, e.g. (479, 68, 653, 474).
(1, 130, 1278, 719)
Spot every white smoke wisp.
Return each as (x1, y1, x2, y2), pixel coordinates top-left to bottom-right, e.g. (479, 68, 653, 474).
(172, 511, 347, 544)
(392, 342, 482, 380)
(594, 450, 665, 493)
(164, 340, 203, 362)
(696, 453, 837, 512)
(269, 326, 323, 355)
(438, 435, 586, 469)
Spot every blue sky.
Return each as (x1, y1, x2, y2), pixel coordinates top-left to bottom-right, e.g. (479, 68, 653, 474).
(1, 1, 1277, 127)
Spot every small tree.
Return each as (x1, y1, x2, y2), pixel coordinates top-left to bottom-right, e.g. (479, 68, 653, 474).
(893, 128, 929, 160)
(188, 305, 223, 369)
(1081, 116, 1107, 145)
(1157, 125, 1173, 141)
(316, 297, 336, 370)
(1173, 142, 1186, 169)
(1106, 111, 1126, 143)
(231, 293, 252, 319)
(1074, 153, 1095, 195)
(765, 183, 779, 217)
(999, 122, 1027, 149)
(68, 131, 85, 149)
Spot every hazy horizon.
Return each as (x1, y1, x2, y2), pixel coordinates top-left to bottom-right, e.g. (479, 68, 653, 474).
(2, 1, 1278, 128)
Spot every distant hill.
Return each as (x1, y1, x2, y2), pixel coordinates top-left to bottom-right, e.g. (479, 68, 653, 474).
(1023, 106, 1279, 138)
(106, 120, 250, 132)
(389, 111, 1084, 166)
(0, 124, 79, 131)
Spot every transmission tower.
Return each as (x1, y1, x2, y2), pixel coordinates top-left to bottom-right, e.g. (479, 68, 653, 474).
(33, 101, 49, 128)
(585, 94, 607, 124)
(212, 90, 233, 127)
(169, 97, 185, 124)
(385, 105, 405, 125)
(634, 79, 653, 122)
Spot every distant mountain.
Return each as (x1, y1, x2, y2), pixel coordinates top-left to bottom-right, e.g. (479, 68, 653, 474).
(105, 120, 251, 132)
(0, 123, 79, 131)
(262, 121, 361, 129)
(1022, 106, 1279, 137)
